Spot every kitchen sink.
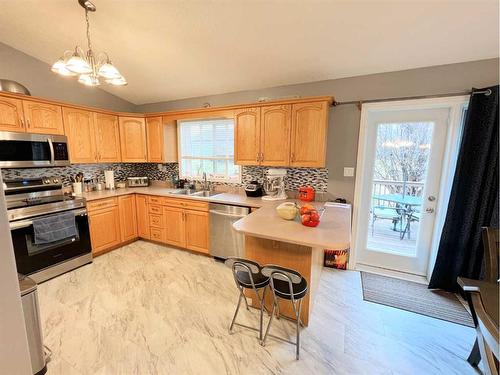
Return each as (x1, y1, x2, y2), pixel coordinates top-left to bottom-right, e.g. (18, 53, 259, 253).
(170, 189, 220, 197)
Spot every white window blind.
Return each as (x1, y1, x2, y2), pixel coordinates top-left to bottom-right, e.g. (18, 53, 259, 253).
(178, 118, 240, 182)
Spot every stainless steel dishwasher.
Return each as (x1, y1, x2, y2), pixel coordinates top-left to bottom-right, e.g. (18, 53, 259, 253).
(209, 203, 250, 259)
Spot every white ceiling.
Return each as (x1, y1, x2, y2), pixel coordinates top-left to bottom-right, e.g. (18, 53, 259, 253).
(0, 0, 498, 105)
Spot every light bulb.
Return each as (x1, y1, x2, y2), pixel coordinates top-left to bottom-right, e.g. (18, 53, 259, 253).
(78, 74, 100, 86)
(98, 62, 121, 79)
(66, 53, 92, 74)
(51, 58, 77, 76)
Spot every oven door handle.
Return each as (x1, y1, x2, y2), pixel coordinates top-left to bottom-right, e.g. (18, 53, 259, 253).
(9, 209, 88, 230)
(48, 138, 55, 165)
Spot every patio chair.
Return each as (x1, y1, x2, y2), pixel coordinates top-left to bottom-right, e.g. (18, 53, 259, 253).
(371, 206, 401, 235)
(401, 210, 420, 240)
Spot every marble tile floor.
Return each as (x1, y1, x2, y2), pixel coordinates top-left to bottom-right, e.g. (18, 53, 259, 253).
(38, 241, 480, 375)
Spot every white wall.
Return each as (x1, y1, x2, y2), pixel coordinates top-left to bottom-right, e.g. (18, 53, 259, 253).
(0, 174, 32, 374)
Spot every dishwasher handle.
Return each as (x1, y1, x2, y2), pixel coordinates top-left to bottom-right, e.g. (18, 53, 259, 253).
(209, 209, 248, 219)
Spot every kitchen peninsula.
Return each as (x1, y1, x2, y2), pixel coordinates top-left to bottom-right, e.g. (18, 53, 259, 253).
(233, 203, 351, 325)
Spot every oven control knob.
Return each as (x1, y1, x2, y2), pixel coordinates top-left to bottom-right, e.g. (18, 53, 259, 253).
(52, 178, 59, 184)
(43, 178, 50, 184)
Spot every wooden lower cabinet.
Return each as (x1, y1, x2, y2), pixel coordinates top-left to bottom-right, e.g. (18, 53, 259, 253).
(118, 195, 138, 242)
(163, 206, 185, 247)
(136, 195, 150, 239)
(88, 203, 121, 255)
(184, 210, 209, 253)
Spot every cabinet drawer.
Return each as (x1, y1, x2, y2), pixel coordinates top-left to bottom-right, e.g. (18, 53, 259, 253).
(149, 214, 164, 228)
(148, 204, 163, 215)
(148, 196, 163, 205)
(87, 197, 118, 212)
(150, 228, 165, 242)
(163, 198, 209, 212)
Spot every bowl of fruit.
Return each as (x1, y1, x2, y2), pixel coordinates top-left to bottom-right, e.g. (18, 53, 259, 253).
(299, 204, 323, 227)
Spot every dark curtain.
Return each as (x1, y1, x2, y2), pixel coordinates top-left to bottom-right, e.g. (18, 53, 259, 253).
(429, 85, 499, 292)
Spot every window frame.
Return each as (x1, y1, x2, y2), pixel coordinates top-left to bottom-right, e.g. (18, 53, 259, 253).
(177, 117, 241, 183)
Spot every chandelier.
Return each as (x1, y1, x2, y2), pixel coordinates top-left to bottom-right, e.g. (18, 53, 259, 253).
(51, 0, 126, 86)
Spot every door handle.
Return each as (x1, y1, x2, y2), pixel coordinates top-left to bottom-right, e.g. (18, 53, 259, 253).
(425, 208, 435, 213)
(428, 196, 436, 202)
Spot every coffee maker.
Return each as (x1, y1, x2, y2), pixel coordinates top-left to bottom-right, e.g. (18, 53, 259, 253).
(262, 169, 287, 201)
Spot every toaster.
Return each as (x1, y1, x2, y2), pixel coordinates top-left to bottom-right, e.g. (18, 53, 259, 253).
(245, 180, 263, 197)
(127, 176, 149, 187)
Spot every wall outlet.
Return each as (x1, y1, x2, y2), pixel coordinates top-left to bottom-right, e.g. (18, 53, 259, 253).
(344, 167, 355, 177)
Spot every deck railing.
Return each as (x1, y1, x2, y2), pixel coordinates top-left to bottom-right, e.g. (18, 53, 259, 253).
(372, 180, 424, 207)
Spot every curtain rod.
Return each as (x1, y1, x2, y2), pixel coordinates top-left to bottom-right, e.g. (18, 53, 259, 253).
(331, 89, 492, 109)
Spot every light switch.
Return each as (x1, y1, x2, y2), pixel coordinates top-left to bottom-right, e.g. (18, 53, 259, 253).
(344, 167, 355, 177)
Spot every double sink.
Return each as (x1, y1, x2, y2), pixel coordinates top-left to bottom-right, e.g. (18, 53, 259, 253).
(170, 189, 222, 198)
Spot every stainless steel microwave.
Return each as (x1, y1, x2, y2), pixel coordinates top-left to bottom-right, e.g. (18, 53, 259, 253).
(0, 131, 70, 168)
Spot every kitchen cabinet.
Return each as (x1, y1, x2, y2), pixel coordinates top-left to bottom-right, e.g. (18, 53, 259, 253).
(62, 107, 96, 163)
(88, 198, 121, 255)
(162, 118, 178, 162)
(163, 206, 185, 247)
(290, 101, 328, 167)
(234, 107, 261, 165)
(136, 195, 150, 239)
(119, 116, 147, 162)
(94, 113, 121, 163)
(184, 210, 209, 253)
(118, 195, 138, 242)
(0, 96, 25, 132)
(260, 105, 291, 166)
(146, 117, 164, 162)
(22, 101, 64, 135)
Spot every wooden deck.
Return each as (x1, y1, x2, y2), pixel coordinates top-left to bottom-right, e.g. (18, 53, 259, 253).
(367, 217, 419, 256)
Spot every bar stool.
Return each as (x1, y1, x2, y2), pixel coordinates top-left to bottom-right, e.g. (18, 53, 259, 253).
(261, 265, 308, 360)
(225, 257, 269, 340)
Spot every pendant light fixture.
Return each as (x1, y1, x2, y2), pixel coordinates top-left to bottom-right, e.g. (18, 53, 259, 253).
(51, 0, 127, 86)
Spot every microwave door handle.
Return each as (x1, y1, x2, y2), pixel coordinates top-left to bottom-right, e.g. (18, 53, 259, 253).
(47, 138, 55, 165)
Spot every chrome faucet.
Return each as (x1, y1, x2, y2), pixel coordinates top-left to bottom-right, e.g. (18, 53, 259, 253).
(202, 172, 209, 191)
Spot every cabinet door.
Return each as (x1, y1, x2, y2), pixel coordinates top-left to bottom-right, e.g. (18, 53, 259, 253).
(234, 107, 261, 165)
(163, 206, 185, 247)
(23, 101, 64, 135)
(260, 105, 291, 166)
(290, 101, 328, 167)
(185, 210, 209, 253)
(146, 117, 164, 162)
(162, 117, 178, 162)
(62, 107, 96, 163)
(136, 195, 150, 239)
(118, 195, 138, 242)
(119, 117, 147, 162)
(0, 96, 25, 132)
(89, 206, 121, 254)
(95, 113, 121, 163)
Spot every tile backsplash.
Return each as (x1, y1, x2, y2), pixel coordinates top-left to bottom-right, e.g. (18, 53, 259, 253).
(1, 163, 328, 192)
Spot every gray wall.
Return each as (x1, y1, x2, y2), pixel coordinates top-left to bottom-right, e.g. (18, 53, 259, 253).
(0, 42, 135, 112)
(136, 59, 499, 202)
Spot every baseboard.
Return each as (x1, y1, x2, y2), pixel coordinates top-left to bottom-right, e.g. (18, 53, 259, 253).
(355, 263, 428, 285)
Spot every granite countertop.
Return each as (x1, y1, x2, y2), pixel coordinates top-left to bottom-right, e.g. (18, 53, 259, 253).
(81, 186, 266, 208)
(81, 187, 351, 249)
(232, 203, 351, 250)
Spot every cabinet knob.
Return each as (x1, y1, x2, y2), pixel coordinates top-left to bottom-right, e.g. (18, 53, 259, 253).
(26, 119, 31, 128)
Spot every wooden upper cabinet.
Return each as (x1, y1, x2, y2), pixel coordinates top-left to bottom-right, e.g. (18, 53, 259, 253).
(0, 97, 25, 132)
(23, 101, 64, 135)
(290, 101, 328, 168)
(234, 107, 261, 165)
(95, 113, 121, 163)
(162, 117, 178, 162)
(260, 105, 291, 167)
(119, 117, 147, 162)
(62, 107, 96, 163)
(146, 117, 164, 162)
(118, 195, 138, 242)
(184, 210, 209, 253)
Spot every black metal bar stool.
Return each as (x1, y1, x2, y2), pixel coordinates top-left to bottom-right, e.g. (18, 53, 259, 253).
(224, 257, 269, 340)
(261, 265, 308, 360)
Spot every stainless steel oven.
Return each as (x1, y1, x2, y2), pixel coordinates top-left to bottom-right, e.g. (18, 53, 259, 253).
(0, 131, 70, 168)
(5, 177, 92, 283)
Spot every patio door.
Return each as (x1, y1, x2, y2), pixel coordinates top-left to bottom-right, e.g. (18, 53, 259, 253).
(353, 98, 466, 277)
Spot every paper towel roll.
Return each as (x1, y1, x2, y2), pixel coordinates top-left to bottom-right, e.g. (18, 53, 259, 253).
(104, 170, 115, 190)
